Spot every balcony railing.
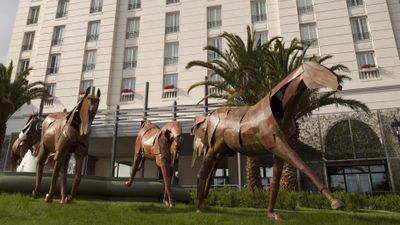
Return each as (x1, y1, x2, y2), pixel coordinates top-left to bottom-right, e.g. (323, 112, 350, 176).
(302, 38, 319, 47)
(166, 0, 179, 4)
(207, 20, 222, 29)
(126, 31, 139, 39)
(21, 44, 33, 51)
(82, 64, 96, 71)
(52, 38, 63, 46)
(47, 67, 59, 75)
(87, 34, 99, 42)
(44, 97, 54, 106)
(166, 26, 179, 34)
(353, 32, 370, 41)
(123, 61, 137, 69)
(359, 67, 380, 80)
(208, 87, 223, 95)
(26, 18, 38, 25)
(164, 57, 178, 65)
(251, 14, 266, 23)
(128, 2, 141, 10)
(90, 6, 102, 13)
(120, 93, 135, 102)
(347, 0, 364, 7)
(162, 88, 177, 99)
(298, 5, 314, 15)
(56, 11, 68, 18)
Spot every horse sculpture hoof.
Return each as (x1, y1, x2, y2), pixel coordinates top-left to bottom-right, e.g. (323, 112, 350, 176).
(32, 190, 39, 199)
(44, 194, 53, 203)
(196, 209, 202, 213)
(125, 181, 132, 187)
(267, 212, 282, 220)
(331, 199, 345, 210)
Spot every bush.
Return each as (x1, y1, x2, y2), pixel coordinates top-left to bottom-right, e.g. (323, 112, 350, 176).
(190, 188, 400, 212)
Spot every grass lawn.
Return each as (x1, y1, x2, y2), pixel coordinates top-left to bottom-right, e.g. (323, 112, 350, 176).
(0, 193, 399, 225)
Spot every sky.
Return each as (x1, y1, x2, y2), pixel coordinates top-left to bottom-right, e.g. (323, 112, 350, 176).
(0, 0, 19, 64)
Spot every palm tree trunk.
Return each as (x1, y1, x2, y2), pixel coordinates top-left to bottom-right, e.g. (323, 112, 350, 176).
(0, 121, 7, 157)
(246, 156, 262, 192)
(280, 162, 298, 191)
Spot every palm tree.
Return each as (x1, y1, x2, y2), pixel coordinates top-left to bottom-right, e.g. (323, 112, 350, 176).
(187, 26, 369, 192)
(0, 61, 47, 156)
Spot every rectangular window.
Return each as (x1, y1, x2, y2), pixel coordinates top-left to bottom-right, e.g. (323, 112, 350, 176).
(255, 31, 268, 45)
(120, 78, 135, 102)
(164, 42, 179, 65)
(87, 21, 100, 42)
(297, 0, 314, 15)
(47, 54, 61, 75)
(27, 6, 40, 25)
(56, 0, 69, 18)
(162, 74, 178, 98)
(251, 0, 267, 23)
(213, 168, 229, 187)
(18, 59, 30, 74)
(207, 6, 222, 29)
(347, 0, 363, 7)
(300, 23, 318, 47)
(356, 51, 376, 68)
(80, 80, 93, 95)
(44, 83, 55, 106)
(90, 0, 103, 13)
(208, 37, 222, 60)
(128, 0, 141, 10)
(52, 26, 65, 46)
(22, 32, 35, 51)
(124, 48, 138, 69)
(166, 0, 179, 4)
(126, 18, 140, 39)
(83, 50, 96, 71)
(166, 12, 180, 34)
(351, 17, 370, 41)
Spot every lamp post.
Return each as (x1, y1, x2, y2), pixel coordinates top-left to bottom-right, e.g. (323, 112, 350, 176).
(391, 116, 400, 142)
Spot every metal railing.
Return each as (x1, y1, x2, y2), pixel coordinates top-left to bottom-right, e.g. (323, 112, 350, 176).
(166, 0, 179, 4)
(120, 93, 135, 102)
(353, 32, 370, 41)
(126, 31, 139, 39)
(43, 98, 54, 106)
(87, 34, 99, 42)
(82, 64, 96, 71)
(162, 88, 177, 99)
(166, 26, 179, 34)
(251, 14, 266, 23)
(298, 5, 314, 15)
(207, 20, 221, 29)
(164, 57, 178, 65)
(123, 61, 137, 69)
(359, 68, 380, 80)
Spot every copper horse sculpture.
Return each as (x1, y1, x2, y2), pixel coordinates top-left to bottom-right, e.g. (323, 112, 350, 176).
(32, 87, 101, 203)
(11, 112, 39, 171)
(191, 62, 345, 220)
(125, 120, 183, 207)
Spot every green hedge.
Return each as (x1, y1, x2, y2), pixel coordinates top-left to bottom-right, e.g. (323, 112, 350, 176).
(190, 188, 400, 212)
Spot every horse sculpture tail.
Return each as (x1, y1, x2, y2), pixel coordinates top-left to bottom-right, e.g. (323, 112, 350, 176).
(190, 115, 208, 168)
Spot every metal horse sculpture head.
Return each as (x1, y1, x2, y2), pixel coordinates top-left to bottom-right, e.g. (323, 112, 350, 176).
(125, 120, 183, 207)
(11, 112, 39, 170)
(191, 62, 345, 220)
(32, 87, 101, 204)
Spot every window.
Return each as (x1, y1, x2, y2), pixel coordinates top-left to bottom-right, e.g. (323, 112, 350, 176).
(300, 23, 318, 47)
(251, 0, 266, 23)
(166, 12, 179, 34)
(260, 167, 272, 190)
(356, 51, 376, 69)
(208, 37, 222, 60)
(47, 54, 60, 75)
(27, 6, 40, 25)
(83, 50, 96, 71)
(52, 26, 65, 46)
(44, 83, 55, 106)
(128, 0, 141, 10)
(80, 80, 93, 95)
(120, 78, 135, 102)
(328, 164, 390, 194)
(162, 74, 178, 98)
(90, 0, 103, 13)
(56, 0, 69, 18)
(207, 6, 221, 29)
(18, 59, 30, 74)
(124, 48, 137, 69)
(87, 21, 100, 42)
(208, 73, 224, 95)
(166, 0, 179, 4)
(213, 168, 229, 187)
(255, 31, 268, 45)
(297, 0, 314, 15)
(351, 17, 370, 41)
(347, 0, 363, 7)
(164, 42, 179, 65)
(126, 18, 140, 39)
(22, 32, 35, 51)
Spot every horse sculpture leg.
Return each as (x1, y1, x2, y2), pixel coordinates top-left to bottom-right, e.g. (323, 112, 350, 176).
(125, 151, 144, 187)
(267, 156, 284, 220)
(196, 148, 218, 213)
(158, 155, 173, 207)
(262, 136, 345, 210)
(60, 154, 70, 204)
(32, 143, 48, 199)
(45, 158, 64, 203)
(66, 154, 84, 203)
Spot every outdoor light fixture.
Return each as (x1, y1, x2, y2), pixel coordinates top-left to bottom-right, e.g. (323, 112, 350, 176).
(391, 116, 400, 142)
